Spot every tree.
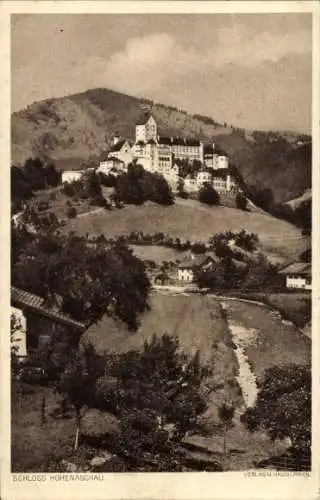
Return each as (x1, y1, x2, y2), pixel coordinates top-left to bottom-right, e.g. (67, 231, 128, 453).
(105, 334, 211, 469)
(191, 242, 207, 254)
(12, 228, 150, 330)
(67, 206, 77, 218)
(56, 343, 103, 451)
(98, 172, 116, 187)
(242, 364, 311, 455)
(114, 164, 174, 206)
(235, 192, 248, 211)
(198, 184, 220, 206)
(218, 402, 235, 461)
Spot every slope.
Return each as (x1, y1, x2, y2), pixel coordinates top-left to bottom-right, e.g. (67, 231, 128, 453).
(11, 88, 311, 203)
(62, 198, 309, 264)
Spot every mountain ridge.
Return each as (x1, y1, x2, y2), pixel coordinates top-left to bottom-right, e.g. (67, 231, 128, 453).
(11, 87, 312, 203)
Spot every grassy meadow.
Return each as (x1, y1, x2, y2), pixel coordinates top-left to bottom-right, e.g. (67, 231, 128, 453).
(62, 198, 309, 264)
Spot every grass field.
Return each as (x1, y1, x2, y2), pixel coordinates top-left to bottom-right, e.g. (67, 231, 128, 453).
(129, 244, 187, 264)
(62, 198, 309, 263)
(12, 293, 309, 471)
(84, 293, 242, 412)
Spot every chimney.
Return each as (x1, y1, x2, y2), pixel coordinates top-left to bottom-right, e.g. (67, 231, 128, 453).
(113, 133, 120, 146)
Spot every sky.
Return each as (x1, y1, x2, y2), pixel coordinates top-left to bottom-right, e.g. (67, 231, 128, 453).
(11, 13, 312, 133)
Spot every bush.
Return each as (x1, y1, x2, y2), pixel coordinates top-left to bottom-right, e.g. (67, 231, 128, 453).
(67, 206, 77, 218)
(191, 243, 207, 254)
(236, 193, 248, 211)
(98, 173, 117, 187)
(114, 163, 174, 206)
(198, 185, 220, 206)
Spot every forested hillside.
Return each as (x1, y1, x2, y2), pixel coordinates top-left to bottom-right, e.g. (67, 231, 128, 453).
(11, 88, 311, 203)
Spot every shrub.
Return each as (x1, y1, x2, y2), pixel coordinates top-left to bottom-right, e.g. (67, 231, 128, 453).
(67, 206, 77, 218)
(198, 184, 220, 206)
(98, 172, 117, 187)
(191, 243, 207, 254)
(235, 192, 248, 211)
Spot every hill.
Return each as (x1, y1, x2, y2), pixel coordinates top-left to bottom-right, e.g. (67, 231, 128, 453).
(285, 188, 312, 210)
(61, 198, 309, 264)
(11, 88, 311, 203)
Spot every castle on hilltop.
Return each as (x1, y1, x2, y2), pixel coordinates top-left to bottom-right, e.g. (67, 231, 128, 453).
(97, 113, 239, 194)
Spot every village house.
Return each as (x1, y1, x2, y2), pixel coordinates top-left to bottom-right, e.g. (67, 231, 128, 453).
(203, 144, 229, 170)
(279, 263, 312, 290)
(107, 136, 133, 166)
(177, 254, 218, 282)
(184, 176, 198, 193)
(61, 170, 85, 184)
(97, 157, 126, 177)
(196, 170, 212, 186)
(11, 287, 85, 358)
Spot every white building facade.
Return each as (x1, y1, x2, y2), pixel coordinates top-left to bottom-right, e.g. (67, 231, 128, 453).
(62, 170, 84, 184)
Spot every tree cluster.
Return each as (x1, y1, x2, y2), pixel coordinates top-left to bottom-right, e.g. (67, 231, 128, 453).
(113, 163, 174, 206)
(11, 158, 61, 209)
(57, 334, 211, 469)
(209, 230, 259, 257)
(11, 225, 150, 330)
(242, 364, 311, 456)
(61, 171, 108, 207)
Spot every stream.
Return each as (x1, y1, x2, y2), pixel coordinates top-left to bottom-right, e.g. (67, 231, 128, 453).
(220, 301, 259, 408)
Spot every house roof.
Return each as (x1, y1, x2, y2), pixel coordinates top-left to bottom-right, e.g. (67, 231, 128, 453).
(11, 286, 86, 330)
(106, 156, 124, 163)
(178, 255, 216, 270)
(279, 262, 312, 276)
(147, 139, 157, 145)
(109, 139, 127, 153)
(135, 140, 145, 146)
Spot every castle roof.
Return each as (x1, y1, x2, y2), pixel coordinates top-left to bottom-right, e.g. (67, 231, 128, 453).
(158, 136, 201, 147)
(136, 112, 154, 126)
(109, 139, 127, 153)
(203, 145, 228, 156)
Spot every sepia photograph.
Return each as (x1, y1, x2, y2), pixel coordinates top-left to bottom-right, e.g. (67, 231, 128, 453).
(5, 1, 317, 490)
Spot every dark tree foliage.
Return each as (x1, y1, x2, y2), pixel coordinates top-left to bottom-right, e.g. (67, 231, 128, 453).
(56, 343, 104, 450)
(61, 171, 108, 207)
(67, 206, 77, 218)
(98, 172, 117, 187)
(191, 242, 207, 254)
(242, 364, 311, 455)
(114, 163, 174, 206)
(11, 227, 150, 330)
(246, 186, 275, 212)
(299, 247, 311, 263)
(198, 184, 220, 206)
(175, 159, 202, 179)
(99, 334, 211, 469)
(11, 166, 34, 204)
(235, 192, 248, 211)
(209, 230, 259, 254)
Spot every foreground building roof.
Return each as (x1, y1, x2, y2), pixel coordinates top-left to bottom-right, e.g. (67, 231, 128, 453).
(279, 263, 312, 276)
(11, 286, 86, 330)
